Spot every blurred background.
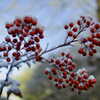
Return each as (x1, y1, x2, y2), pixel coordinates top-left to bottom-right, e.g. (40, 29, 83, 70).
(0, 0, 100, 100)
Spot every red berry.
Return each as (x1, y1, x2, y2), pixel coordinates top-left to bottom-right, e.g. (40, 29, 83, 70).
(61, 52, 65, 56)
(12, 52, 17, 56)
(24, 26, 30, 32)
(88, 51, 93, 56)
(91, 79, 96, 84)
(15, 56, 20, 60)
(94, 24, 100, 29)
(14, 18, 22, 26)
(89, 44, 94, 48)
(0, 47, 6, 51)
(39, 34, 44, 39)
(26, 47, 32, 52)
(58, 78, 63, 83)
(71, 72, 75, 77)
(51, 68, 57, 74)
(62, 84, 67, 88)
(19, 36, 24, 41)
(64, 59, 68, 64)
(31, 46, 36, 51)
(81, 38, 87, 43)
(13, 38, 17, 43)
(34, 37, 40, 42)
(5, 23, 13, 29)
(38, 29, 44, 34)
(35, 56, 42, 61)
(90, 28, 96, 33)
(92, 49, 97, 53)
(55, 59, 60, 65)
(24, 16, 32, 23)
(44, 70, 49, 75)
(36, 44, 40, 49)
(68, 31, 73, 36)
(69, 23, 74, 28)
(72, 27, 78, 32)
(77, 20, 81, 25)
(72, 34, 77, 39)
(87, 37, 93, 41)
(83, 74, 88, 79)
(86, 21, 91, 26)
(64, 25, 68, 29)
(92, 39, 100, 46)
(60, 67, 65, 71)
(3, 52, 8, 57)
(8, 46, 12, 50)
(48, 75, 53, 80)
(50, 59, 54, 63)
(6, 57, 11, 62)
(54, 78, 58, 82)
(96, 33, 100, 38)
(78, 48, 84, 54)
(5, 37, 11, 42)
(31, 18, 37, 25)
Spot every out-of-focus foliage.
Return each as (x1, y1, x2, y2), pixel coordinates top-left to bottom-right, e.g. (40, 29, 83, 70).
(0, 98, 6, 100)
(97, 0, 100, 21)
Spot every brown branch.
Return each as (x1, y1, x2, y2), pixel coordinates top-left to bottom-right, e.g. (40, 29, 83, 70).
(41, 39, 78, 55)
(12, 39, 78, 68)
(0, 59, 15, 97)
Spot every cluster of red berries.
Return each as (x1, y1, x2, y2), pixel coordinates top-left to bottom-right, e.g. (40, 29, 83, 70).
(64, 22, 78, 39)
(64, 16, 100, 56)
(0, 16, 44, 62)
(44, 52, 96, 93)
(64, 16, 93, 39)
(78, 23, 100, 56)
(44, 52, 76, 88)
(75, 68, 96, 92)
